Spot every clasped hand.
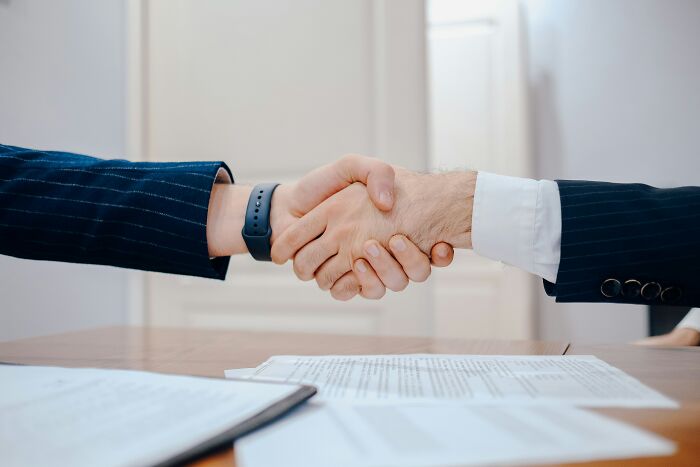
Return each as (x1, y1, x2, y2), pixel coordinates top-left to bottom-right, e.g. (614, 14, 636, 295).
(268, 155, 475, 300)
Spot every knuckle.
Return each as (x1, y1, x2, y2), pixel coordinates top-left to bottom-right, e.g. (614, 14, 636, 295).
(340, 153, 361, 165)
(315, 274, 331, 291)
(316, 265, 346, 291)
(270, 246, 285, 264)
(307, 247, 326, 268)
(389, 276, 409, 292)
(292, 257, 313, 281)
(411, 266, 431, 283)
(331, 278, 359, 301)
(343, 275, 360, 292)
(295, 240, 336, 281)
(361, 286, 385, 300)
(331, 290, 354, 301)
(283, 228, 303, 250)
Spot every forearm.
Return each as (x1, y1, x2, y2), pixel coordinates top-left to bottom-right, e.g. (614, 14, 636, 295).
(206, 183, 251, 257)
(0, 144, 232, 279)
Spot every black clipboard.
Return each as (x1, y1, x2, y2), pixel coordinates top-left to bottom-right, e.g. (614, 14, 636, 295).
(0, 363, 316, 467)
(154, 379, 317, 466)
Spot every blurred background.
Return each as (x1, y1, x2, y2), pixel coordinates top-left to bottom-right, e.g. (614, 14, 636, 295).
(1, 0, 699, 344)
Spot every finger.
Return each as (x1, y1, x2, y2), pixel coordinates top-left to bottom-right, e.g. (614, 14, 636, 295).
(293, 238, 339, 281)
(330, 271, 361, 301)
(363, 240, 409, 291)
(387, 235, 431, 283)
(314, 254, 352, 291)
(270, 208, 328, 264)
(430, 242, 454, 268)
(337, 154, 395, 211)
(292, 154, 395, 214)
(353, 259, 386, 299)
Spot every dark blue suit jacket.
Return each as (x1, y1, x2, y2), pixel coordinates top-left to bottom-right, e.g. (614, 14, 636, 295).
(0, 144, 231, 279)
(545, 180, 700, 308)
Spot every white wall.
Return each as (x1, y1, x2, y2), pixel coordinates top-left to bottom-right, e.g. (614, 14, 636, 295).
(0, 0, 128, 341)
(3, 0, 698, 344)
(524, 0, 700, 343)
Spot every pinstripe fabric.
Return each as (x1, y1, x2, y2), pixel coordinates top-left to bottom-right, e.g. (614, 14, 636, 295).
(544, 180, 700, 307)
(0, 144, 232, 279)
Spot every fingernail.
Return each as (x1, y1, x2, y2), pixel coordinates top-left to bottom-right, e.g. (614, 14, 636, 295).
(379, 190, 392, 206)
(366, 243, 380, 257)
(437, 245, 449, 257)
(391, 237, 406, 252)
(355, 260, 367, 273)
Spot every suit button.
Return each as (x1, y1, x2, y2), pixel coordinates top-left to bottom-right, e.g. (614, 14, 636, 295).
(622, 279, 642, 298)
(641, 282, 662, 301)
(601, 278, 622, 298)
(661, 286, 682, 304)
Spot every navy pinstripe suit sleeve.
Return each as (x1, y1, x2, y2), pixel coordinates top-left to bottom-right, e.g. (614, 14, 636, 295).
(544, 180, 700, 307)
(0, 143, 232, 279)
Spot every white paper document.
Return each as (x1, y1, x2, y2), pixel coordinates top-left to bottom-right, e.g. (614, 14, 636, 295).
(0, 364, 309, 467)
(225, 367, 258, 378)
(237, 402, 675, 467)
(225, 354, 677, 408)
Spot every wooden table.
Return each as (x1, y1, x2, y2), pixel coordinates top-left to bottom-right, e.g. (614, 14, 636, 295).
(1, 326, 698, 466)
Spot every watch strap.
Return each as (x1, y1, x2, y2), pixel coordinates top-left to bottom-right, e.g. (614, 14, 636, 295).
(242, 183, 280, 261)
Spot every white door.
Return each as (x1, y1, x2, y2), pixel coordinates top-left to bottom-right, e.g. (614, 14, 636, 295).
(427, 0, 535, 339)
(128, 0, 533, 339)
(136, 0, 433, 336)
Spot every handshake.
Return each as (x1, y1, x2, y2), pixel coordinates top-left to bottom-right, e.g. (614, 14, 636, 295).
(207, 155, 477, 300)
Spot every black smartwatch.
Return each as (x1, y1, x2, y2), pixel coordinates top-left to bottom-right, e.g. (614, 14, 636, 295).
(242, 183, 280, 261)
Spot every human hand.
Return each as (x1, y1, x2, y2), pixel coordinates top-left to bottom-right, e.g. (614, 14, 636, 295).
(206, 154, 395, 257)
(329, 235, 455, 300)
(271, 167, 476, 298)
(268, 154, 398, 244)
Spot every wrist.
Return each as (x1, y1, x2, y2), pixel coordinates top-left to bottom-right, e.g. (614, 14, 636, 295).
(206, 183, 252, 256)
(394, 170, 476, 251)
(673, 327, 700, 346)
(440, 171, 476, 248)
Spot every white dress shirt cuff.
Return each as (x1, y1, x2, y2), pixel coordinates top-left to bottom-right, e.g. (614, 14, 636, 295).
(471, 172, 561, 283)
(677, 309, 700, 332)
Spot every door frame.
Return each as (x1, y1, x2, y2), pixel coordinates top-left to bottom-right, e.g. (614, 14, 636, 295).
(125, 0, 147, 326)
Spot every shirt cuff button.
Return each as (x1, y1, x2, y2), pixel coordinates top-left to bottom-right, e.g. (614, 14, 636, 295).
(660, 286, 682, 304)
(641, 282, 662, 301)
(601, 278, 622, 298)
(622, 279, 642, 298)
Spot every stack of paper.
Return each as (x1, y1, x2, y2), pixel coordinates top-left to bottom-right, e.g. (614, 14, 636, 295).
(227, 355, 677, 466)
(226, 354, 677, 407)
(1, 364, 314, 467)
(237, 403, 674, 467)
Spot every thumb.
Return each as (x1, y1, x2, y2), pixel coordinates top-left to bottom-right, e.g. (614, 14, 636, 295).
(430, 242, 454, 267)
(336, 154, 395, 211)
(293, 154, 396, 214)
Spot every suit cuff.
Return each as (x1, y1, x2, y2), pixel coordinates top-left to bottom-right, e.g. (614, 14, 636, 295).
(471, 172, 561, 283)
